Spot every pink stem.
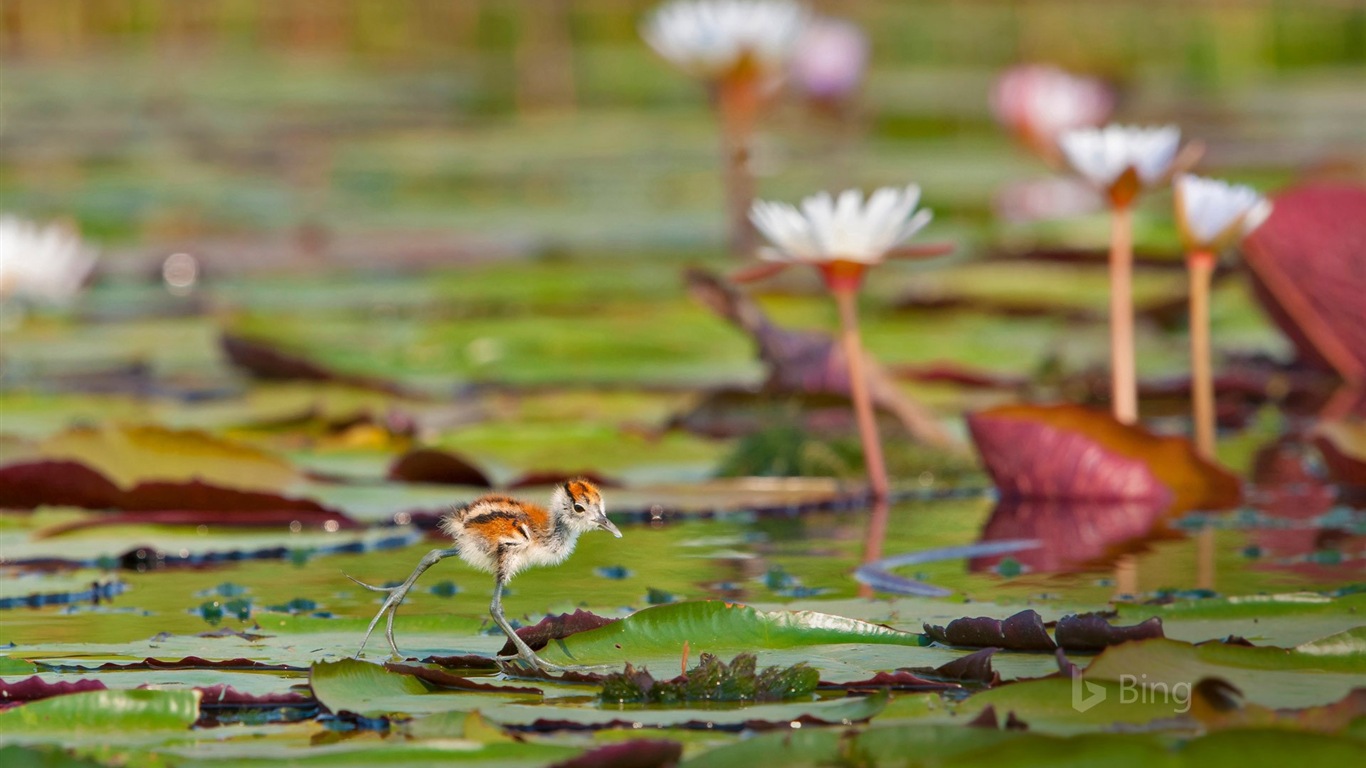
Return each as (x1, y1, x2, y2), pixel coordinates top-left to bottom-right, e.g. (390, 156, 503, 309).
(1108, 204, 1138, 424)
(1187, 252, 1216, 460)
(717, 73, 760, 258)
(833, 287, 889, 500)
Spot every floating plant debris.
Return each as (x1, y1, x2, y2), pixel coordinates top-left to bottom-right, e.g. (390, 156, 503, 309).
(600, 653, 819, 704)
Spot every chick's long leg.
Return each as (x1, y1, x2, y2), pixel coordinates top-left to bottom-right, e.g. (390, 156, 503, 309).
(489, 578, 566, 673)
(348, 547, 459, 658)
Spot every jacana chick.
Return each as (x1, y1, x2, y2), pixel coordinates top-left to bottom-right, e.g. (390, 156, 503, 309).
(351, 480, 621, 672)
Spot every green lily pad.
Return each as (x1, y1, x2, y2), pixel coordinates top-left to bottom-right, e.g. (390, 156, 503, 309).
(957, 676, 1187, 735)
(0, 689, 199, 734)
(1116, 592, 1366, 647)
(683, 722, 1366, 767)
(536, 601, 925, 667)
(481, 689, 889, 729)
(310, 658, 538, 718)
(1082, 634, 1366, 708)
(0, 745, 110, 768)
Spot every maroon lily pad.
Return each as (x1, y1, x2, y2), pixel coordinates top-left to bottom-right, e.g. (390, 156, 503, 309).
(383, 663, 544, 695)
(1242, 184, 1366, 386)
(387, 448, 492, 487)
(121, 479, 336, 514)
(35, 508, 358, 539)
(194, 684, 314, 708)
(1053, 613, 1164, 651)
(893, 362, 1029, 391)
(0, 460, 353, 529)
(924, 609, 1056, 651)
(0, 676, 107, 710)
(685, 268, 954, 447)
(965, 704, 1029, 731)
(821, 671, 960, 692)
(497, 609, 620, 657)
(422, 654, 500, 670)
(921, 647, 1000, 686)
(967, 403, 1242, 510)
(925, 610, 1165, 652)
(220, 333, 412, 396)
(0, 460, 123, 509)
(549, 740, 683, 768)
(79, 656, 305, 672)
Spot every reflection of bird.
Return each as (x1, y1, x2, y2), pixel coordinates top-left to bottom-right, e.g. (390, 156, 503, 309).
(351, 480, 621, 672)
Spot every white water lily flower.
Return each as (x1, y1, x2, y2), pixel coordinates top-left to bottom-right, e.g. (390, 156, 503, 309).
(1174, 174, 1271, 253)
(643, 0, 809, 80)
(0, 215, 97, 306)
(750, 184, 933, 264)
(1059, 124, 1181, 204)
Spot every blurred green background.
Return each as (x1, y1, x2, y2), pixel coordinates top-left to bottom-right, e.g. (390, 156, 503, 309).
(4, 0, 1363, 255)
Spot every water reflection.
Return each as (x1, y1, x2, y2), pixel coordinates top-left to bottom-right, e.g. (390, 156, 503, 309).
(970, 498, 1170, 576)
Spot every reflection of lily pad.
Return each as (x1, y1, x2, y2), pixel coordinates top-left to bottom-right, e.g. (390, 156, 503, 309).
(971, 499, 1169, 573)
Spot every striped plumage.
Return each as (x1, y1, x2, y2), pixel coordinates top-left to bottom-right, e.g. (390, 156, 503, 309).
(440, 481, 609, 581)
(352, 480, 620, 673)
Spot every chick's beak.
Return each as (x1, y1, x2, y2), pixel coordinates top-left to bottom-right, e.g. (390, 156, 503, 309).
(595, 513, 623, 538)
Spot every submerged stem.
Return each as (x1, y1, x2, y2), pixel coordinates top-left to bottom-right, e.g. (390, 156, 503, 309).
(1108, 204, 1138, 424)
(833, 287, 889, 500)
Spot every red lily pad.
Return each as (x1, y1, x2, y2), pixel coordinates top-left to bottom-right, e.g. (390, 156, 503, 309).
(382, 663, 543, 695)
(822, 671, 961, 693)
(1242, 184, 1366, 385)
(548, 740, 683, 768)
(965, 704, 1029, 731)
(497, 609, 620, 657)
(76, 657, 305, 672)
(1054, 613, 1164, 651)
(34, 508, 359, 538)
(387, 448, 492, 487)
(923, 609, 1162, 652)
(193, 685, 313, 708)
(917, 647, 1001, 686)
(0, 460, 356, 532)
(0, 461, 121, 509)
(0, 676, 107, 710)
(220, 333, 412, 396)
(924, 609, 1056, 651)
(966, 403, 1242, 510)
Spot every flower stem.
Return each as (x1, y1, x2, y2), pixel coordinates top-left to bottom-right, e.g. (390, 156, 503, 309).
(833, 287, 889, 500)
(1108, 204, 1138, 424)
(1187, 251, 1217, 460)
(717, 72, 760, 258)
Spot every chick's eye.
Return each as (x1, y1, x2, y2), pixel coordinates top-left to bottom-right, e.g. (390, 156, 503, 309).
(573, 503, 586, 513)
